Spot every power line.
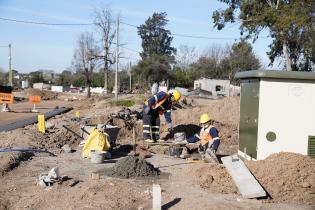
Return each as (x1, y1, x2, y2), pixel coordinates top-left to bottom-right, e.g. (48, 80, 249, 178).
(0, 16, 269, 40)
(0, 17, 92, 26)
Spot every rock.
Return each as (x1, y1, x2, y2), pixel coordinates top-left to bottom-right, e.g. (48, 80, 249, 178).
(62, 144, 72, 153)
(91, 172, 100, 180)
(302, 182, 310, 188)
(38, 179, 47, 188)
(45, 122, 55, 129)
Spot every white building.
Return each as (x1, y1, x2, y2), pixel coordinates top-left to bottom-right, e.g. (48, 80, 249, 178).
(194, 78, 230, 97)
(33, 83, 51, 90)
(236, 70, 315, 160)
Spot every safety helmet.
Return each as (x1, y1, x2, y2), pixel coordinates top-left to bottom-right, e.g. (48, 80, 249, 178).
(200, 113, 211, 124)
(170, 89, 181, 102)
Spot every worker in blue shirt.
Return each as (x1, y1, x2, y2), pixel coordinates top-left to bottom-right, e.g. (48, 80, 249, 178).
(179, 113, 220, 162)
(143, 89, 181, 143)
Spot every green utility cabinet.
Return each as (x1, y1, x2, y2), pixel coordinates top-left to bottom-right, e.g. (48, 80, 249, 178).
(235, 70, 315, 160)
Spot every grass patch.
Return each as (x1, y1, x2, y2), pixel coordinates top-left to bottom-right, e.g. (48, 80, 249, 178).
(111, 99, 135, 107)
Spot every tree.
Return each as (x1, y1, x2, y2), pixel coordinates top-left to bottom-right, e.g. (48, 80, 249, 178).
(134, 12, 176, 86)
(94, 6, 116, 92)
(72, 32, 100, 97)
(213, 0, 315, 71)
(175, 44, 198, 71)
(221, 40, 261, 83)
(29, 71, 44, 84)
(138, 12, 176, 59)
(132, 55, 171, 84)
(56, 70, 72, 86)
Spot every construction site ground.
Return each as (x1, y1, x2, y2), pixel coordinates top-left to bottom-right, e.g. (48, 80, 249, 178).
(0, 90, 314, 210)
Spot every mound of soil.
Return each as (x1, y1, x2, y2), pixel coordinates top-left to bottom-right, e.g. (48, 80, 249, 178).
(32, 125, 81, 150)
(110, 156, 160, 178)
(24, 88, 58, 100)
(192, 164, 238, 194)
(246, 152, 315, 205)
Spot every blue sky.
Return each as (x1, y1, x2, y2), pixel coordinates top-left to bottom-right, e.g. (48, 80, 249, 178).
(0, 0, 278, 73)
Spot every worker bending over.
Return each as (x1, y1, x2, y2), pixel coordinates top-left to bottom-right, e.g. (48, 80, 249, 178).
(143, 89, 181, 143)
(185, 114, 220, 162)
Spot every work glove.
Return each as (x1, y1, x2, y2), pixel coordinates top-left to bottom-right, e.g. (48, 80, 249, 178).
(144, 106, 150, 114)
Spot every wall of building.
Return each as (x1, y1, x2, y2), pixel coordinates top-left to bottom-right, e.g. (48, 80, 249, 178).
(194, 78, 230, 96)
(257, 78, 315, 159)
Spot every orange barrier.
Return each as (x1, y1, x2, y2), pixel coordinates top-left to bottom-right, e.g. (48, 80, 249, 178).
(0, 93, 13, 104)
(29, 95, 41, 104)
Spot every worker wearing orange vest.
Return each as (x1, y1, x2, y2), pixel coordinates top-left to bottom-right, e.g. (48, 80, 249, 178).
(143, 89, 181, 143)
(185, 114, 220, 162)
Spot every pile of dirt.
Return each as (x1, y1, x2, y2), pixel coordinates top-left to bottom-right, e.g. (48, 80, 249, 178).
(32, 125, 81, 150)
(192, 164, 238, 194)
(110, 156, 160, 178)
(24, 88, 58, 100)
(246, 152, 315, 204)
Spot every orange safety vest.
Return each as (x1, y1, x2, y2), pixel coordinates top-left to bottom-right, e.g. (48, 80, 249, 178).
(200, 125, 214, 146)
(145, 94, 169, 109)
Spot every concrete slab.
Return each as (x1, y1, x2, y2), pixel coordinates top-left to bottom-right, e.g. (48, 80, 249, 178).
(221, 156, 266, 199)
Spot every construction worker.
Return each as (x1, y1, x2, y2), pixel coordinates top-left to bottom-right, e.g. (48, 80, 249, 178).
(143, 89, 181, 143)
(181, 113, 220, 162)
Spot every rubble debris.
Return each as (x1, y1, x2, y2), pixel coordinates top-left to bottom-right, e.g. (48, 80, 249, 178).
(38, 167, 63, 187)
(33, 124, 81, 150)
(246, 152, 315, 204)
(109, 156, 160, 178)
(108, 107, 142, 130)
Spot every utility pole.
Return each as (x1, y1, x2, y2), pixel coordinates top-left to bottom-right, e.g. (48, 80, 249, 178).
(8, 44, 12, 86)
(115, 16, 119, 102)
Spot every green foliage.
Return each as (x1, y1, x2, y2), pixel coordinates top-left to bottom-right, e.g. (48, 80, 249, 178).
(72, 74, 85, 87)
(110, 99, 135, 107)
(169, 67, 193, 88)
(138, 12, 176, 59)
(29, 71, 44, 84)
(91, 72, 104, 87)
(132, 55, 171, 85)
(213, 0, 315, 71)
(56, 70, 72, 86)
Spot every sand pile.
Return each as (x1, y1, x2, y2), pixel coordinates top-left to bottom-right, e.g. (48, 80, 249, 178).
(110, 156, 160, 178)
(192, 164, 238, 194)
(24, 88, 58, 100)
(246, 152, 315, 204)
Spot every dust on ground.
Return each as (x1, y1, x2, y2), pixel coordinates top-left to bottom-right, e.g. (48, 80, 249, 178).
(246, 152, 315, 205)
(191, 163, 238, 194)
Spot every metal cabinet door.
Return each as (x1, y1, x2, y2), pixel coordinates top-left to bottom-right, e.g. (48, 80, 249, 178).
(239, 79, 259, 159)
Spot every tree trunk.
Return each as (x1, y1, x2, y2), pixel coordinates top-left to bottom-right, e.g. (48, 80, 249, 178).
(87, 83, 91, 98)
(283, 42, 292, 71)
(104, 66, 108, 94)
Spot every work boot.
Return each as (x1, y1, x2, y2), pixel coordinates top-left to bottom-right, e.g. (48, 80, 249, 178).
(204, 148, 219, 163)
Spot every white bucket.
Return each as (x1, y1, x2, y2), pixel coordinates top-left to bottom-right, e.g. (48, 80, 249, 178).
(90, 150, 106, 164)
